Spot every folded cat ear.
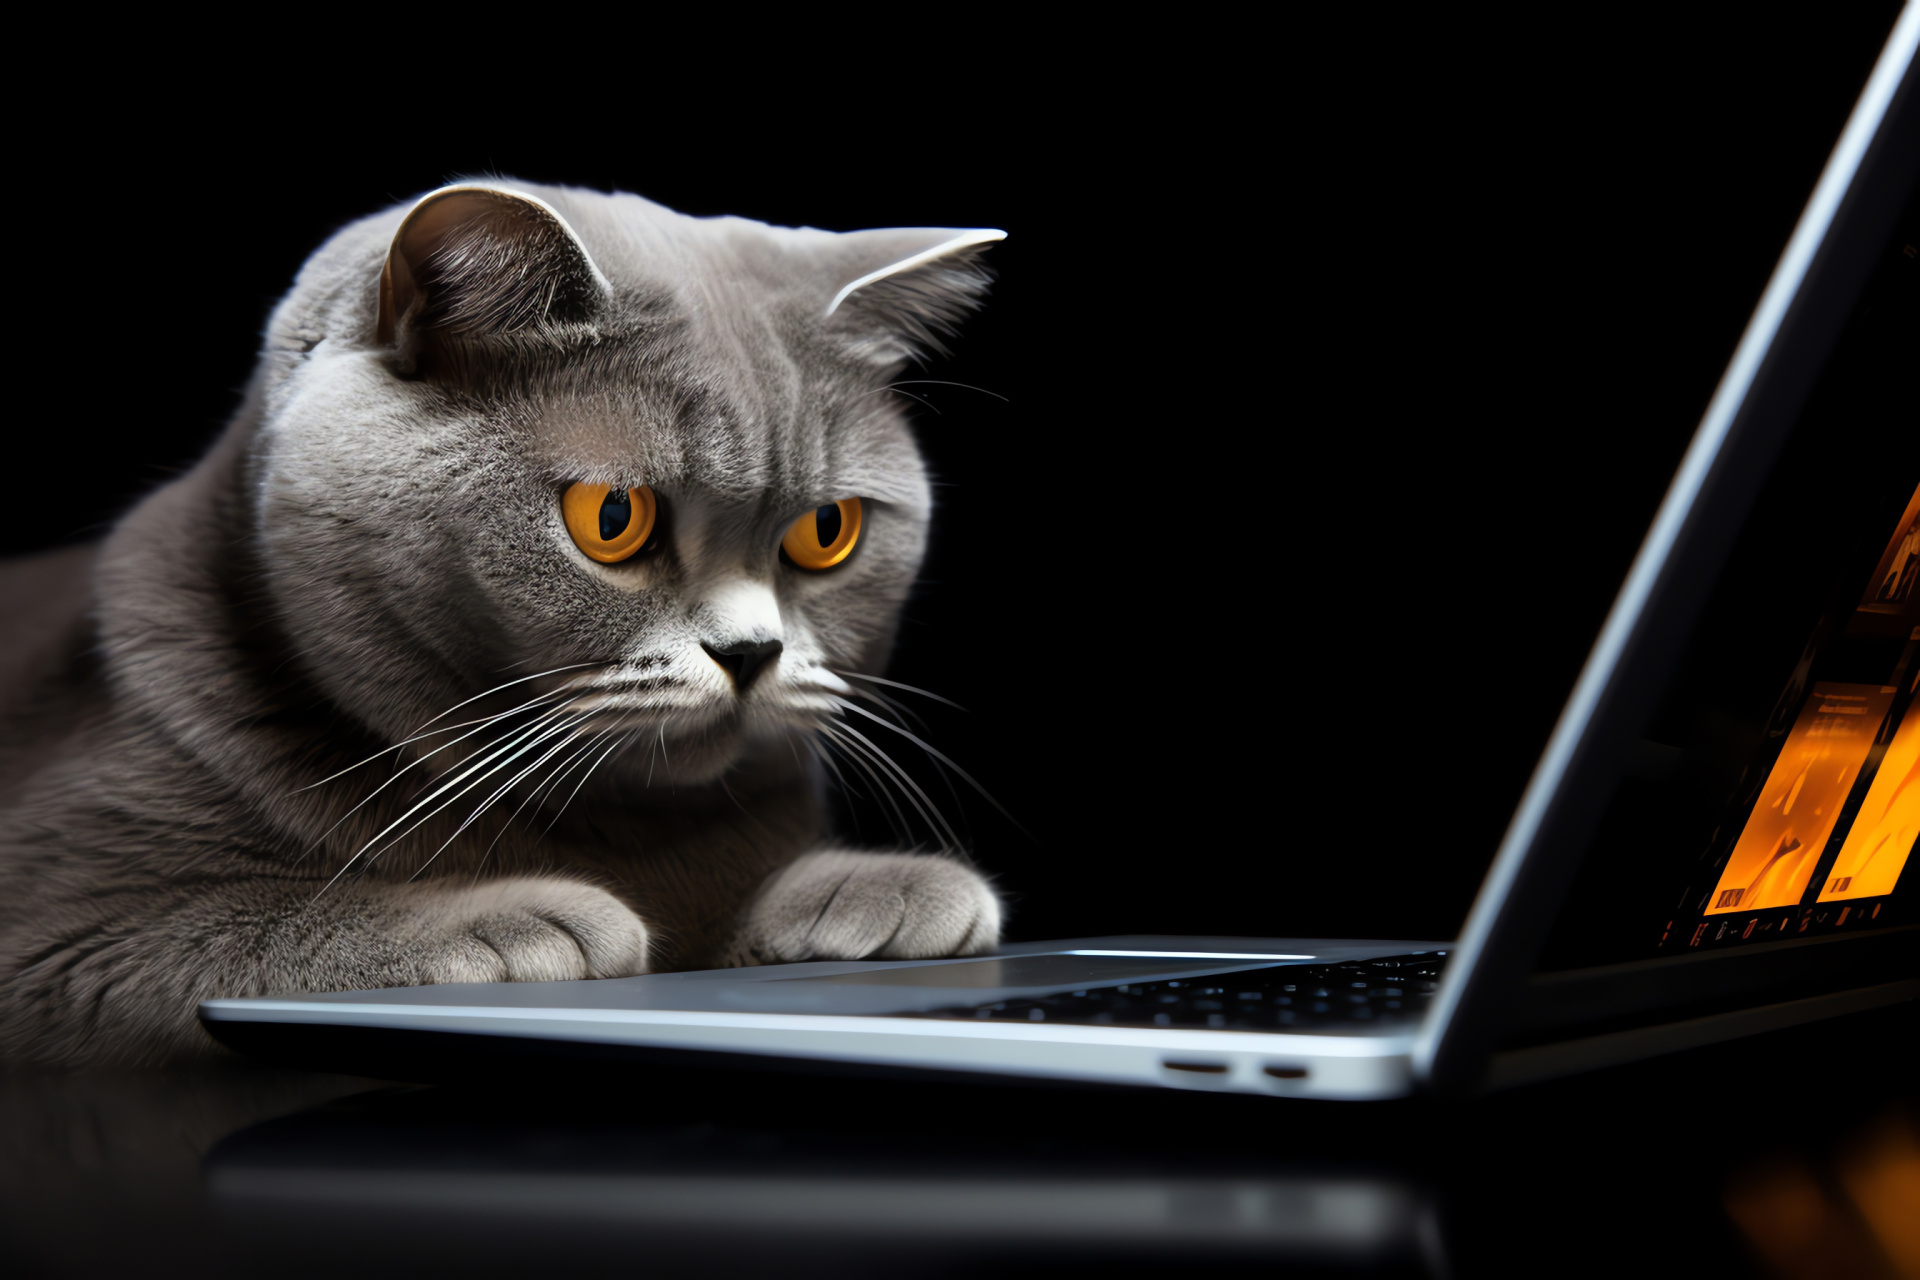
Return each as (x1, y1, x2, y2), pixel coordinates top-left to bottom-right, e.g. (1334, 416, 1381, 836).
(376, 185, 611, 348)
(823, 227, 1005, 361)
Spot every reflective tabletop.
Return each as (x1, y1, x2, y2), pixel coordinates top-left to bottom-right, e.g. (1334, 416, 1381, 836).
(4, 1003, 1913, 1278)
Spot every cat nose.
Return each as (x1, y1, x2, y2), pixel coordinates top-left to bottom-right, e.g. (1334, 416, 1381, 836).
(702, 639, 783, 694)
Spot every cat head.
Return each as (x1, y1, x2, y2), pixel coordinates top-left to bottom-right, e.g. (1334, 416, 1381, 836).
(248, 182, 1000, 786)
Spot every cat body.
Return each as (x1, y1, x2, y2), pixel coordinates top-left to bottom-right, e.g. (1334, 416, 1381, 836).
(0, 183, 1003, 1065)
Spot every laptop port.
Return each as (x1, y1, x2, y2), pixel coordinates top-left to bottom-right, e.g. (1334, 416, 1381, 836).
(1263, 1065, 1309, 1079)
(1162, 1060, 1229, 1074)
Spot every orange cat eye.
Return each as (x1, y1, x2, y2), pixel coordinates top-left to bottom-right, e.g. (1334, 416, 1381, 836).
(562, 482, 657, 563)
(782, 498, 863, 570)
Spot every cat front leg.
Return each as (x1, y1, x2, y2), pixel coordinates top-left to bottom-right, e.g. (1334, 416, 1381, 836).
(728, 850, 1002, 966)
(2, 875, 650, 1066)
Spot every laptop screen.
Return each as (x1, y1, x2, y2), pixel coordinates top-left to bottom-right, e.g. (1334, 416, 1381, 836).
(1535, 186, 1918, 972)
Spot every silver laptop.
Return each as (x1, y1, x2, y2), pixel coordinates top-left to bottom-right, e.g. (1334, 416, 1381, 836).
(202, 13, 1920, 1099)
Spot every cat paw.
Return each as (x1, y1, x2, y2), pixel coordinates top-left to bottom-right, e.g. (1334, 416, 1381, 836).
(737, 851, 1001, 964)
(407, 878, 650, 984)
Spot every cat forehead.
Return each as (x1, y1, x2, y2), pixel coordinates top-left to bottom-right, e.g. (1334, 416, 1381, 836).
(528, 385, 928, 506)
(455, 190, 940, 498)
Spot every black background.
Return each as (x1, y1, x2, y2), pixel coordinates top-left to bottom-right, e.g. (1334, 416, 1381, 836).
(9, 9, 1907, 946)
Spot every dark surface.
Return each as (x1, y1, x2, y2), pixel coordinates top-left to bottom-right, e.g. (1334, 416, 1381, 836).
(4, 1004, 1914, 1277)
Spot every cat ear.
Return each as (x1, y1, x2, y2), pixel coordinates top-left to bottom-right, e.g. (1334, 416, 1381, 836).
(376, 185, 611, 347)
(823, 227, 1005, 361)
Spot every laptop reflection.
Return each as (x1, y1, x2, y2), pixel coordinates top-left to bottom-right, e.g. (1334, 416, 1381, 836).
(204, 1088, 1445, 1274)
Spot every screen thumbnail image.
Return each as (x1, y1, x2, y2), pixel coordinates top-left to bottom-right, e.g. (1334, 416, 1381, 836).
(1704, 683, 1895, 915)
(1817, 693, 1920, 903)
(1858, 482, 1920, 615)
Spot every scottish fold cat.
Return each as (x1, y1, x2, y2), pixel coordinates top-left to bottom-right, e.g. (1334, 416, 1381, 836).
(0, 182, 1004, 1065)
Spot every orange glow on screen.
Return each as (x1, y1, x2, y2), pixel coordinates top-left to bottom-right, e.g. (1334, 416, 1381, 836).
(1817, 699, 1920, 903)
(1704, 683, 1895, 914)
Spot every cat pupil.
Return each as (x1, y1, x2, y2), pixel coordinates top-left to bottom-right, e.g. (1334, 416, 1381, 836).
(814, 503, 842, 546)
(599, 490, 632, 541)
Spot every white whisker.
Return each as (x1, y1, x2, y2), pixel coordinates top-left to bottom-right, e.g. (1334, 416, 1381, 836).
(468, 731, 607, 882)
(822, 721, 961, 851)
(802, 736, 879, 846)
(294, 687, 574, 795)
(524, 729, 615, 817)
(404, 662, 601, 736)
(830, 696, 1021, 832)
(541, 729, 629, 840)
(315, 703, 581, 894)
(887, 379, 1008, 402)
(828, 669, 966, 710)
(409, 718, 592, 881)
(838, 682, 934, 737)
(293, 692, 578, 867)
(544, 731, 632, 835)
(362, 710, 588, 876)
(821, 735, 917, 846)
(816, 724, 915, 844)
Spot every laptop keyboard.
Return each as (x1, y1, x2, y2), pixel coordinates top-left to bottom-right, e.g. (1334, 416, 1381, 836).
(907, 952, 1449, 1030)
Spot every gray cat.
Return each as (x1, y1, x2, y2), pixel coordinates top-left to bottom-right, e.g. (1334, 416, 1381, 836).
(0, 182, 1005, 1066)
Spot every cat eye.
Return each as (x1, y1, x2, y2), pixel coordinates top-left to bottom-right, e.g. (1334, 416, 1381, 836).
(781, 498, 863, 571)
(562, 482, 658, 563)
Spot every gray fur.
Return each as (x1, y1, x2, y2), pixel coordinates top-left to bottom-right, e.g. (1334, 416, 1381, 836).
(0, 181, 1002, 1066)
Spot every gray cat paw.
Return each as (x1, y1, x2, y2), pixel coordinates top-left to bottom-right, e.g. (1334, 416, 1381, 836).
(738, 850, 1001, 964)
(408, 878, 650, 983)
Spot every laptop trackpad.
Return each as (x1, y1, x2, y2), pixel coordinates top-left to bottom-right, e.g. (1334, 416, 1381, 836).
(722, 953, 1300, 1014)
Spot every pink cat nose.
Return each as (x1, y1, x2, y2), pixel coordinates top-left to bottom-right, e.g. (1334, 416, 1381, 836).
(702, 639, 783, 694)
